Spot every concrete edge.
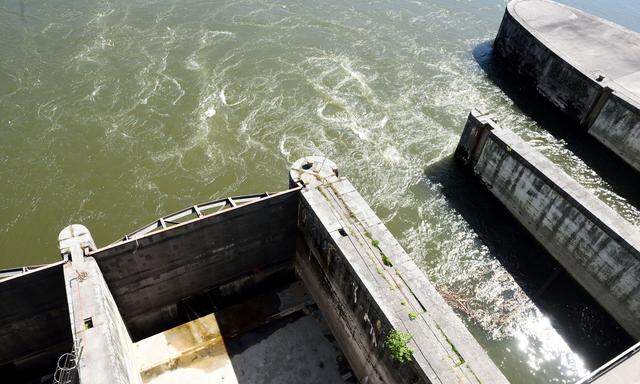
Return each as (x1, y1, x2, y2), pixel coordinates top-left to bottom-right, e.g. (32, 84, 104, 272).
(503, 0, 640, 109)
(486, 126, 640, 257)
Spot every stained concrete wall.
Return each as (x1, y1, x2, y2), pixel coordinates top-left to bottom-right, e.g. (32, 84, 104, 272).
(589, 91, 640, 172)
(456, 110, 640, 339)
(0, 262, 72, 375)
(494, 0, 640, 173)
(291, 157, 509, 384)
(494, 6, 601, 124)
(90, 190, 299, 340)
(64, 257, 142, 384)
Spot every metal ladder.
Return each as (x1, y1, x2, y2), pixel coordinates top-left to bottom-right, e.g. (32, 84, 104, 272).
(52, 347, 81, 384)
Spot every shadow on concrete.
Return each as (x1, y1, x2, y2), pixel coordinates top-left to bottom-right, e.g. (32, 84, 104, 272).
(180, 270, 358, 383)
(472, 40, 640, 210)
(422, 154, 633, 369)
(226, 309, 357, 384)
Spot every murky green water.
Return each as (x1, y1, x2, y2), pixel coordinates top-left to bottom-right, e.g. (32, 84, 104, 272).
(2, 0, 639, 382)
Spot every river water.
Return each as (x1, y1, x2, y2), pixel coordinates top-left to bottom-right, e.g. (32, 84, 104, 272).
(1, 0, 639, 382)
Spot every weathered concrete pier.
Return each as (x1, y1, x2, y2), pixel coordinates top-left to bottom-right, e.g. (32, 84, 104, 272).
(0, 158, 509, 384)
(494, 0, 640, 173)
(455, 110, 640, 340)
(291, 157, 508, 383)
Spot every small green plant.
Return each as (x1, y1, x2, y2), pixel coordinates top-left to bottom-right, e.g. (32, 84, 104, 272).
(371, 239, 380, 248)
(382, 254, 393, 267)
(408, 312, 418, 321)
(385, 330, 413, 363)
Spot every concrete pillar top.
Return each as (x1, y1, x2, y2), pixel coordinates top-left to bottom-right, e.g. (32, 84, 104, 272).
(290, 156, 339, 188)
(58, 224, 96, 261)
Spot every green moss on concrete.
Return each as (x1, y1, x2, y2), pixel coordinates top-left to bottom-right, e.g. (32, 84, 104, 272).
(382, 254, 393, 267)
(385, 330, 413, 363)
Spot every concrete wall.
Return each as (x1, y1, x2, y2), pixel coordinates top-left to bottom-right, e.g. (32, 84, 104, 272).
(493, 1, 640, 173)
(456, 110, 640, 339)
(64, 257, 142, 384)
(0, 262, 72, 375)
(589, 91, 640, 172)
(291, 157, 509, 384)
(91, 190, 299, 340)
(494, 9, 601, 124)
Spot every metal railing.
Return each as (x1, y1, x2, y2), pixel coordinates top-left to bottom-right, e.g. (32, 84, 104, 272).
(0, 264, 47, 281)
(576, 341, 640, 383)
(106, 191, 297, 246)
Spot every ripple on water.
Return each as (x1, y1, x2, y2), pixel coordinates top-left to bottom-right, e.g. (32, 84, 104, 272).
(1, 1, 637, 383)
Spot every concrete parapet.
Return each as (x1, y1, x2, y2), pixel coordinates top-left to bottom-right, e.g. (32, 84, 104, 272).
(494, 0, 640, 173)
(291, 157, 509, 384)
(456, 110, 640, 339)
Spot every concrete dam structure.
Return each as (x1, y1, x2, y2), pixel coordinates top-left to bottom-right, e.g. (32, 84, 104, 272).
(493, 0, 640, 174)
(456, 110, 640, 338)
(455, 110, 640, 382)
(0, 157, 509, 384)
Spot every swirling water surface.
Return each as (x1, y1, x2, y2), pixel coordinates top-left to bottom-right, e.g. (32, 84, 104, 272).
(1, 0, 639, 382)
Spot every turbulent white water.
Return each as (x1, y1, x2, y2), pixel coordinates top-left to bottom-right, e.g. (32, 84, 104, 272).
(1, 0, 639, 382)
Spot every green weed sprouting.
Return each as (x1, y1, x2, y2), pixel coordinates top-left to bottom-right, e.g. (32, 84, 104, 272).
(385, 330, 413, 363)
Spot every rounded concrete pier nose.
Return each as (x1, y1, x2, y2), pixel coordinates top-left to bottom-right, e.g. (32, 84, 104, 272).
(507, 0, 640, 97)
(290, 156, 339, 188)
(58, 224, 96, 261)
